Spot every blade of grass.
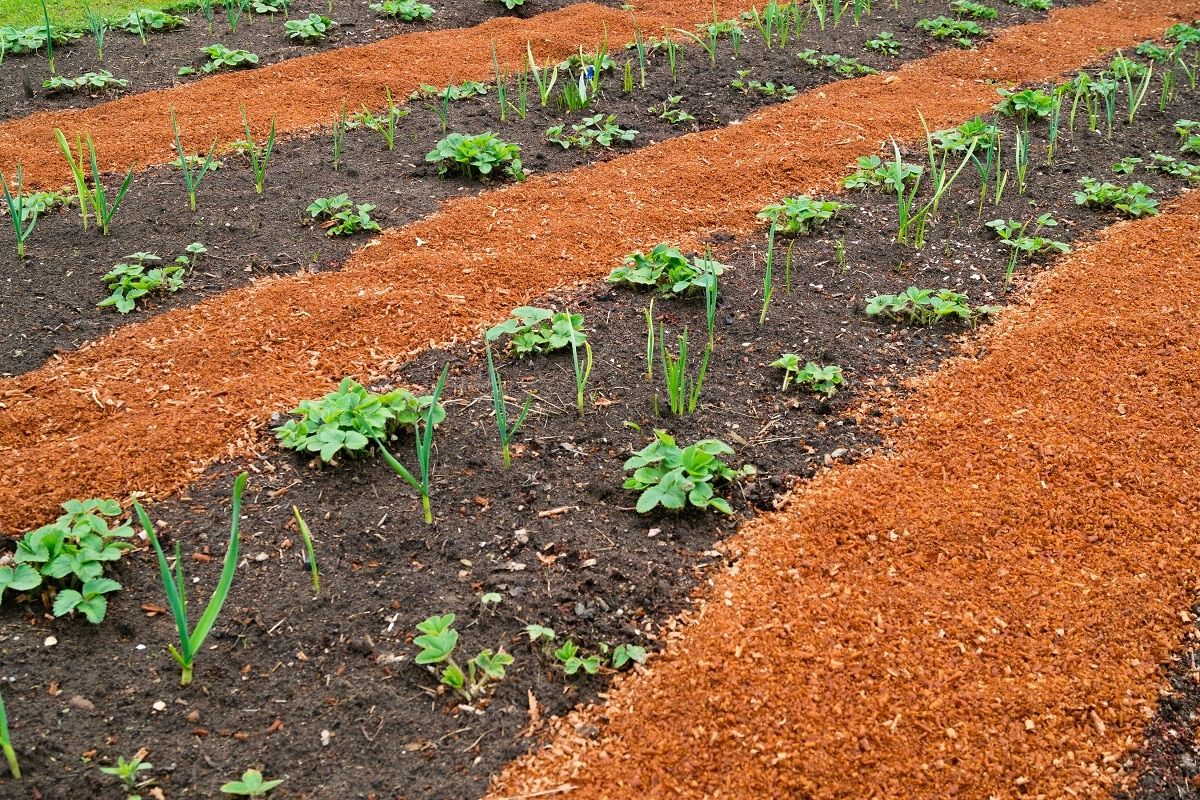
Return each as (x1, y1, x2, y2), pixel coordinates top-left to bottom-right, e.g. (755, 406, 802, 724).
(293, 507, 319, 594)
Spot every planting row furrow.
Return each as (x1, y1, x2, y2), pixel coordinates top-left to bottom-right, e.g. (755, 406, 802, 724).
(0, 0, 1192, 531)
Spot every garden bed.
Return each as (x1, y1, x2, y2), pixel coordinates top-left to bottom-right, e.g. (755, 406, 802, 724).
(2, 0, 1200, 798)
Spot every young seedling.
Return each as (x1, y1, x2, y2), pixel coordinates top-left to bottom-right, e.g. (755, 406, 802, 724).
(555, 640, 601, 675)
(865, 31, 900, 55)
(760, 224, 776, 323)
(985, 213, 1070, 289)
(484, 339, 532, 467)
(526, 43, 559, 106)
(99, 754, 155, 797)
(169, 109, 219, 211)
(331, 100, 348, 170)
(307, 194, 381, 236)
(80, 0, 107, 60)
(0, 164, 38, 258)
(43, 71, 129, 94)
(413, 614, 514, 701)
(370, 0, 435, 19)
(486, 307, 586, 355)
(220, 769, 283, 797)
(644, 298, 655, 380)
(661, 327, 710, 415)
(568, 317, 592, 416)
(1073, 177, 1159, 217)
(771, 355, 845, 396)
(426, 133, 523, 181)
(224, 0, 251, 32)
(0, 689, 17, 778)
(757, 194, 850, 234)
(376, 365, 449, 524)
(292, 507, 319, 594)
(133, 472, 247, 687)
(240, 105, 276, 193)
(545, 114, 637, 150)
(39, 0, 53, 72)
(285, 13, 334, 41)
(704, 252, 718, 347)
(201, 43, 259, 73)
(865, 287, 998, 326)
(608, 244, 727, 298)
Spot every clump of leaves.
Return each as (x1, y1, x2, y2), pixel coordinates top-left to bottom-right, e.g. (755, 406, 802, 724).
(648, 95, 694, 124)
(607, 244, 726, 298)
(275, 377, 444, 463)
(949, 0, 997, 19)
(413, 614, 513, 702)
(545, 114, 637, 150)
(116, 9, 189, 33)
(757, 195, 850, 235)
(43, 70, 128, 94)
(986, 214, 1070, 258)
(98, 252, 184, 313)
(1073, 177, 1158, 217)
(730, 69, 797, 98)
(865, 31, 901, 56)
(370, 0, 434, 19)
(865, 287, 998, 326)
(555, 640, 600, 675)
(842, 154, 922, 191)
(306, 194, 382, 236)
(994, 87, 1054, 124)
(220, 769, 283, 797)
(1112, 156, 1142, 175)
(1003, 0, 1051, 9)
(409, 80, 490, 101)
(6, 498, 136, 624)
(285, 13, 334, 42)
(916, 16, 985, 47)
(201, 43, 258, 73)
(425, 132, 524, 181)
(1146, 152, 1200, 183)
(797, 49, 879, 76)
(623, 431, 751, 514)
(251, 0, 290, 14)
(770, 355, 844, 396)
(485, 306, 586, 356)
(0, 25, 81, 56)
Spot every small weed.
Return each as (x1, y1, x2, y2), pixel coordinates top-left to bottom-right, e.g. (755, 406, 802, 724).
(99, 755, 155, 797)
(757, 195, 850, 234)
(647, 95, 695, 124)
(98, 251, 185, 313)
(1112, 156, 1142, 174)
(307, 194, 381, 236)
(220, 769, 284, 797)
(864, 31, 901, 55)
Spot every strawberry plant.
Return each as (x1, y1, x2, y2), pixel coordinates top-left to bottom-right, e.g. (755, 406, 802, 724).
(221, 769, 283, 797)
(917, 17, 985, 47)
(949, 0, 997, 19)
(1073, 177, 1159, 217)
(865, 31, 901, 56)
(797, 50, 879, 76)
(986, 213, 1070, 287)
(285, 13, 334, 42)
(843, 154, 922, 191)
(648, 95, 694, 124)
(201, 43, 258, 73)
(1004, 0, 1051, 8)
(426, 133, 524, 181)
(756, 195, 850, 235)
(485, 306, 586, 355)
(275, 377, 444, 463)
(370, 0, 434, 19)
(730, 70, 797, 98)
(9, 498, 136, 623)
(545, 114, 637, 150)
(251, 0, 290, 14)
(116, 9, 188, 38)
(866, 287, 998, 325)
(1147, 153, 1200, 182)
(413, 614, 514, 701)
(622, 430, 751, 515)
(1176, 119, 1200, 144)
(607, 243, 726, 298)
(555, 640, 600, 675)
(307, 194, 382, 236)
(98, 252, 185, 313)
(1112, 156, 1142, 174)
(770, 354, 844, 396)
(43, 71, 128, 94)
(0, 25, 80, 57)
(994, 87, 1054, 125)
(410, 80, 490, 101)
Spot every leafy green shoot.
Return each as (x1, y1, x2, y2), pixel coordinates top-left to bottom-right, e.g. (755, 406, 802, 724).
(375, 365, 450, 524)
(0, 689, 18, 778)
(133, 472, 247, 687)
(485, 339, 532, 467)
(220, 769, 283, 797)
(0, 163, 38, 258)
(413, 613, 514, 701)
(240, 105, 276, 193)
(169, 108, 219, 211)
(293, 507, 319, 594)
(623, 430, 750, 514)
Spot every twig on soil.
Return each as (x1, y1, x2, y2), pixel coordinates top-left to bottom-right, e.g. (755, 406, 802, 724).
(537, 506, 578, 518)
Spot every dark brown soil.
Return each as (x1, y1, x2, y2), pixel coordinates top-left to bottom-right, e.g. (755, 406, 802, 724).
(3, 38, 1200, 800)
(0, 0, 1074, 379)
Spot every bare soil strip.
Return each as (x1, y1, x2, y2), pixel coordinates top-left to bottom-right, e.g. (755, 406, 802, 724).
(0, 0, 1194, 534)
(0, 0, 724, 189)
(489, 187, 1200, 800)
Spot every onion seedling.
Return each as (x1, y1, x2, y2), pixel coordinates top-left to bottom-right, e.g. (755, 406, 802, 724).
(526, 43, 558, 106)
(134, 472, 247, 687)
(568, 316, 592, 416)
(661, 327, 710, 415)
(331, 100, 347, 170)
(760, 223, 775, 323)
(485, 339, 532, 467)
(240, 105, 276, 193)
(39, 0, 53, 73)
(375, 364, 449, 524)
(292, 507, 318, 594)
(169, 108, 219, 211)
(704, 250, 718, 346)
(81, 0, 106, 60)
(0, 688, 17, 778)
(0, 164, 38, 258)
(225, 0, 251, 32)
(644, 298, 654, 381)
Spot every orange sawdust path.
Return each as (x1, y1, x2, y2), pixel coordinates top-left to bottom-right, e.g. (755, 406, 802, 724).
(0, 0, 742, 190)
(488, 191, 1200, 800)
(0, 0, 1196, 533)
